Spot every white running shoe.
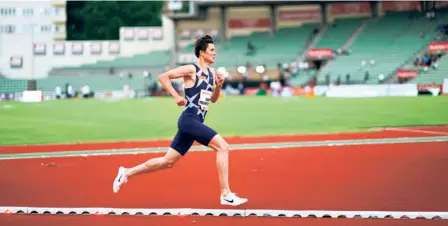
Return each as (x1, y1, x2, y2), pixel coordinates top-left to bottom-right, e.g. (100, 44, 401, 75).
(220, 192, 248, 206)
(113, 166, 128, 193)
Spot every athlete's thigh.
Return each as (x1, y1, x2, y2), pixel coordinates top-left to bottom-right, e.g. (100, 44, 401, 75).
(170, 130, 195, 156)
(185, 120, 218, 147)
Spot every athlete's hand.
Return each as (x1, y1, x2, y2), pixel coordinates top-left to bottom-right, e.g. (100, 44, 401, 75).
(216, 71, 225, 88)
(174, 96, 187, 106)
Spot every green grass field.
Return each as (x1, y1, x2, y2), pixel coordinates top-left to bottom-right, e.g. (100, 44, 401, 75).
(0, 96, 447, 145)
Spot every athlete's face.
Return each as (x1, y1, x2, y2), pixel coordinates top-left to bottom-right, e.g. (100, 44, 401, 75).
(202, 43, 216, 64)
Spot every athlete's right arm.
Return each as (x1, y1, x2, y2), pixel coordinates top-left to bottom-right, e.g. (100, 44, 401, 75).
(157, 65, 195, 105)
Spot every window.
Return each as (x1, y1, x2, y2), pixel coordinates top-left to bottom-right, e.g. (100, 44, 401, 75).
(0, 8, 16, 16)
(22, 8, 34, 16)
(43, 8, 53, 16)
(0, 25, 16, 34)
(40, 24, 53, 32)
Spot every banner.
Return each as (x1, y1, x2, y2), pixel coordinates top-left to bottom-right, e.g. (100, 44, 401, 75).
(436, 1, 448, 9)
(291, 87, 307, 96)
(444, 79, 448, 94)
(331, 3, 371, 15)
(382, 1, 420, 12)
(307, 48, 334, 59)
(428, 42, 448, 52)
(418, 84, 443, 96)
(278, 9, 320, 21)
(228, 18, 270, 29)
(418, 84, 443, 91)
(397, 69, 418, 79)
(244, 88, 260, 96)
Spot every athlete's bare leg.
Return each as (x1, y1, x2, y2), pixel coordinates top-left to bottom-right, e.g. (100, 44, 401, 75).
(208, 134, 248, 206)
(207, 134, 231, 196)
(113, 148, 182, 192)
(125, 148, 182, 178)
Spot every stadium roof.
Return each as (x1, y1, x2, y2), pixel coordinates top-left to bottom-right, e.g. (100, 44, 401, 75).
(195, 0, 350, 7)
(167, 0, 356, 20)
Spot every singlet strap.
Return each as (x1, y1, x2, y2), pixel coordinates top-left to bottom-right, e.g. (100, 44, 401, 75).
(190, 63, 200, 89)
(192, 63, 200, 72)
(208, 68, 215, 89)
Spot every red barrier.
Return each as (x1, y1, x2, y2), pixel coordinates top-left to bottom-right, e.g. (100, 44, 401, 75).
(397, 69, 418, 79)
(428, 42, 448, 52)
(307, 48, 334, 59)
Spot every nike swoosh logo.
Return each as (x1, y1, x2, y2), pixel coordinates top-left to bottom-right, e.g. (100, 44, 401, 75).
(223, 199, 234, 203)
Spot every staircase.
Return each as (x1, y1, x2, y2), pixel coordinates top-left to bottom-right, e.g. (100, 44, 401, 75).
(341, 20, 370, 51)
(297, 24, 329, 62)
(315, 20, 370, 78)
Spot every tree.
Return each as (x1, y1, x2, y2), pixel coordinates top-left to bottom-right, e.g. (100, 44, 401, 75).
(67, 1, 163, 40)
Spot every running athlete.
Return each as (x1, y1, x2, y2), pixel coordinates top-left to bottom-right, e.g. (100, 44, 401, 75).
(113, 35, 248, 206)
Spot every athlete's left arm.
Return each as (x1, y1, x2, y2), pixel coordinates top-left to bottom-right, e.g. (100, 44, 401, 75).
(210, 68, 224, 103)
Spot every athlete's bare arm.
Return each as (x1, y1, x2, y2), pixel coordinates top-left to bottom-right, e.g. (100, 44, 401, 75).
(158, 65, 195, 106)
(210, 68, 224, 103)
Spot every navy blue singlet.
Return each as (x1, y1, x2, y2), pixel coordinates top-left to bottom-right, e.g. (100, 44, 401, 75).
(170, 64, 218, 155)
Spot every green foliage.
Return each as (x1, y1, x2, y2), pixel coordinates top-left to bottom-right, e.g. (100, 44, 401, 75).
(67, 1, 163, 41)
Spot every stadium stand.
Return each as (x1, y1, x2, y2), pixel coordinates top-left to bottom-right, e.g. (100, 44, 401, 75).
(35, 75, 147, 92)
(61, 50, 171, 70)
(215, 24, 319, 68)
(318, 11, 448, 85)
(0, 77, 27, 93)
(411, 54, 448, 84)
(314, 17, 365, 50)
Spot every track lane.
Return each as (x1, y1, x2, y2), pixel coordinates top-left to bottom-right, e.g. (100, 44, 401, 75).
(1, 142, 447, 211)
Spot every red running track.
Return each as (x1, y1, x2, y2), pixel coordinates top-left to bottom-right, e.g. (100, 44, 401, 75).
(1, 126, 446, 154)
(1, 142, 447, 211)
(0, 215, 447, 226)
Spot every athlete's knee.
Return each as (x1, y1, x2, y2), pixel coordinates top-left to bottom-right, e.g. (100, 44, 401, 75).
(217, 142, 230, 153)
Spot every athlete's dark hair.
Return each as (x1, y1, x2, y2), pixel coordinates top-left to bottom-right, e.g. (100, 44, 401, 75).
(194, 35, 214, 58)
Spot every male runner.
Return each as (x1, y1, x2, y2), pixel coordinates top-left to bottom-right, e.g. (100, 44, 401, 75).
(113, 35, 248, 206)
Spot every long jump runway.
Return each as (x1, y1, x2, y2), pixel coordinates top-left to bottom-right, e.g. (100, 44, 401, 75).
(0, 126, 447, 226)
